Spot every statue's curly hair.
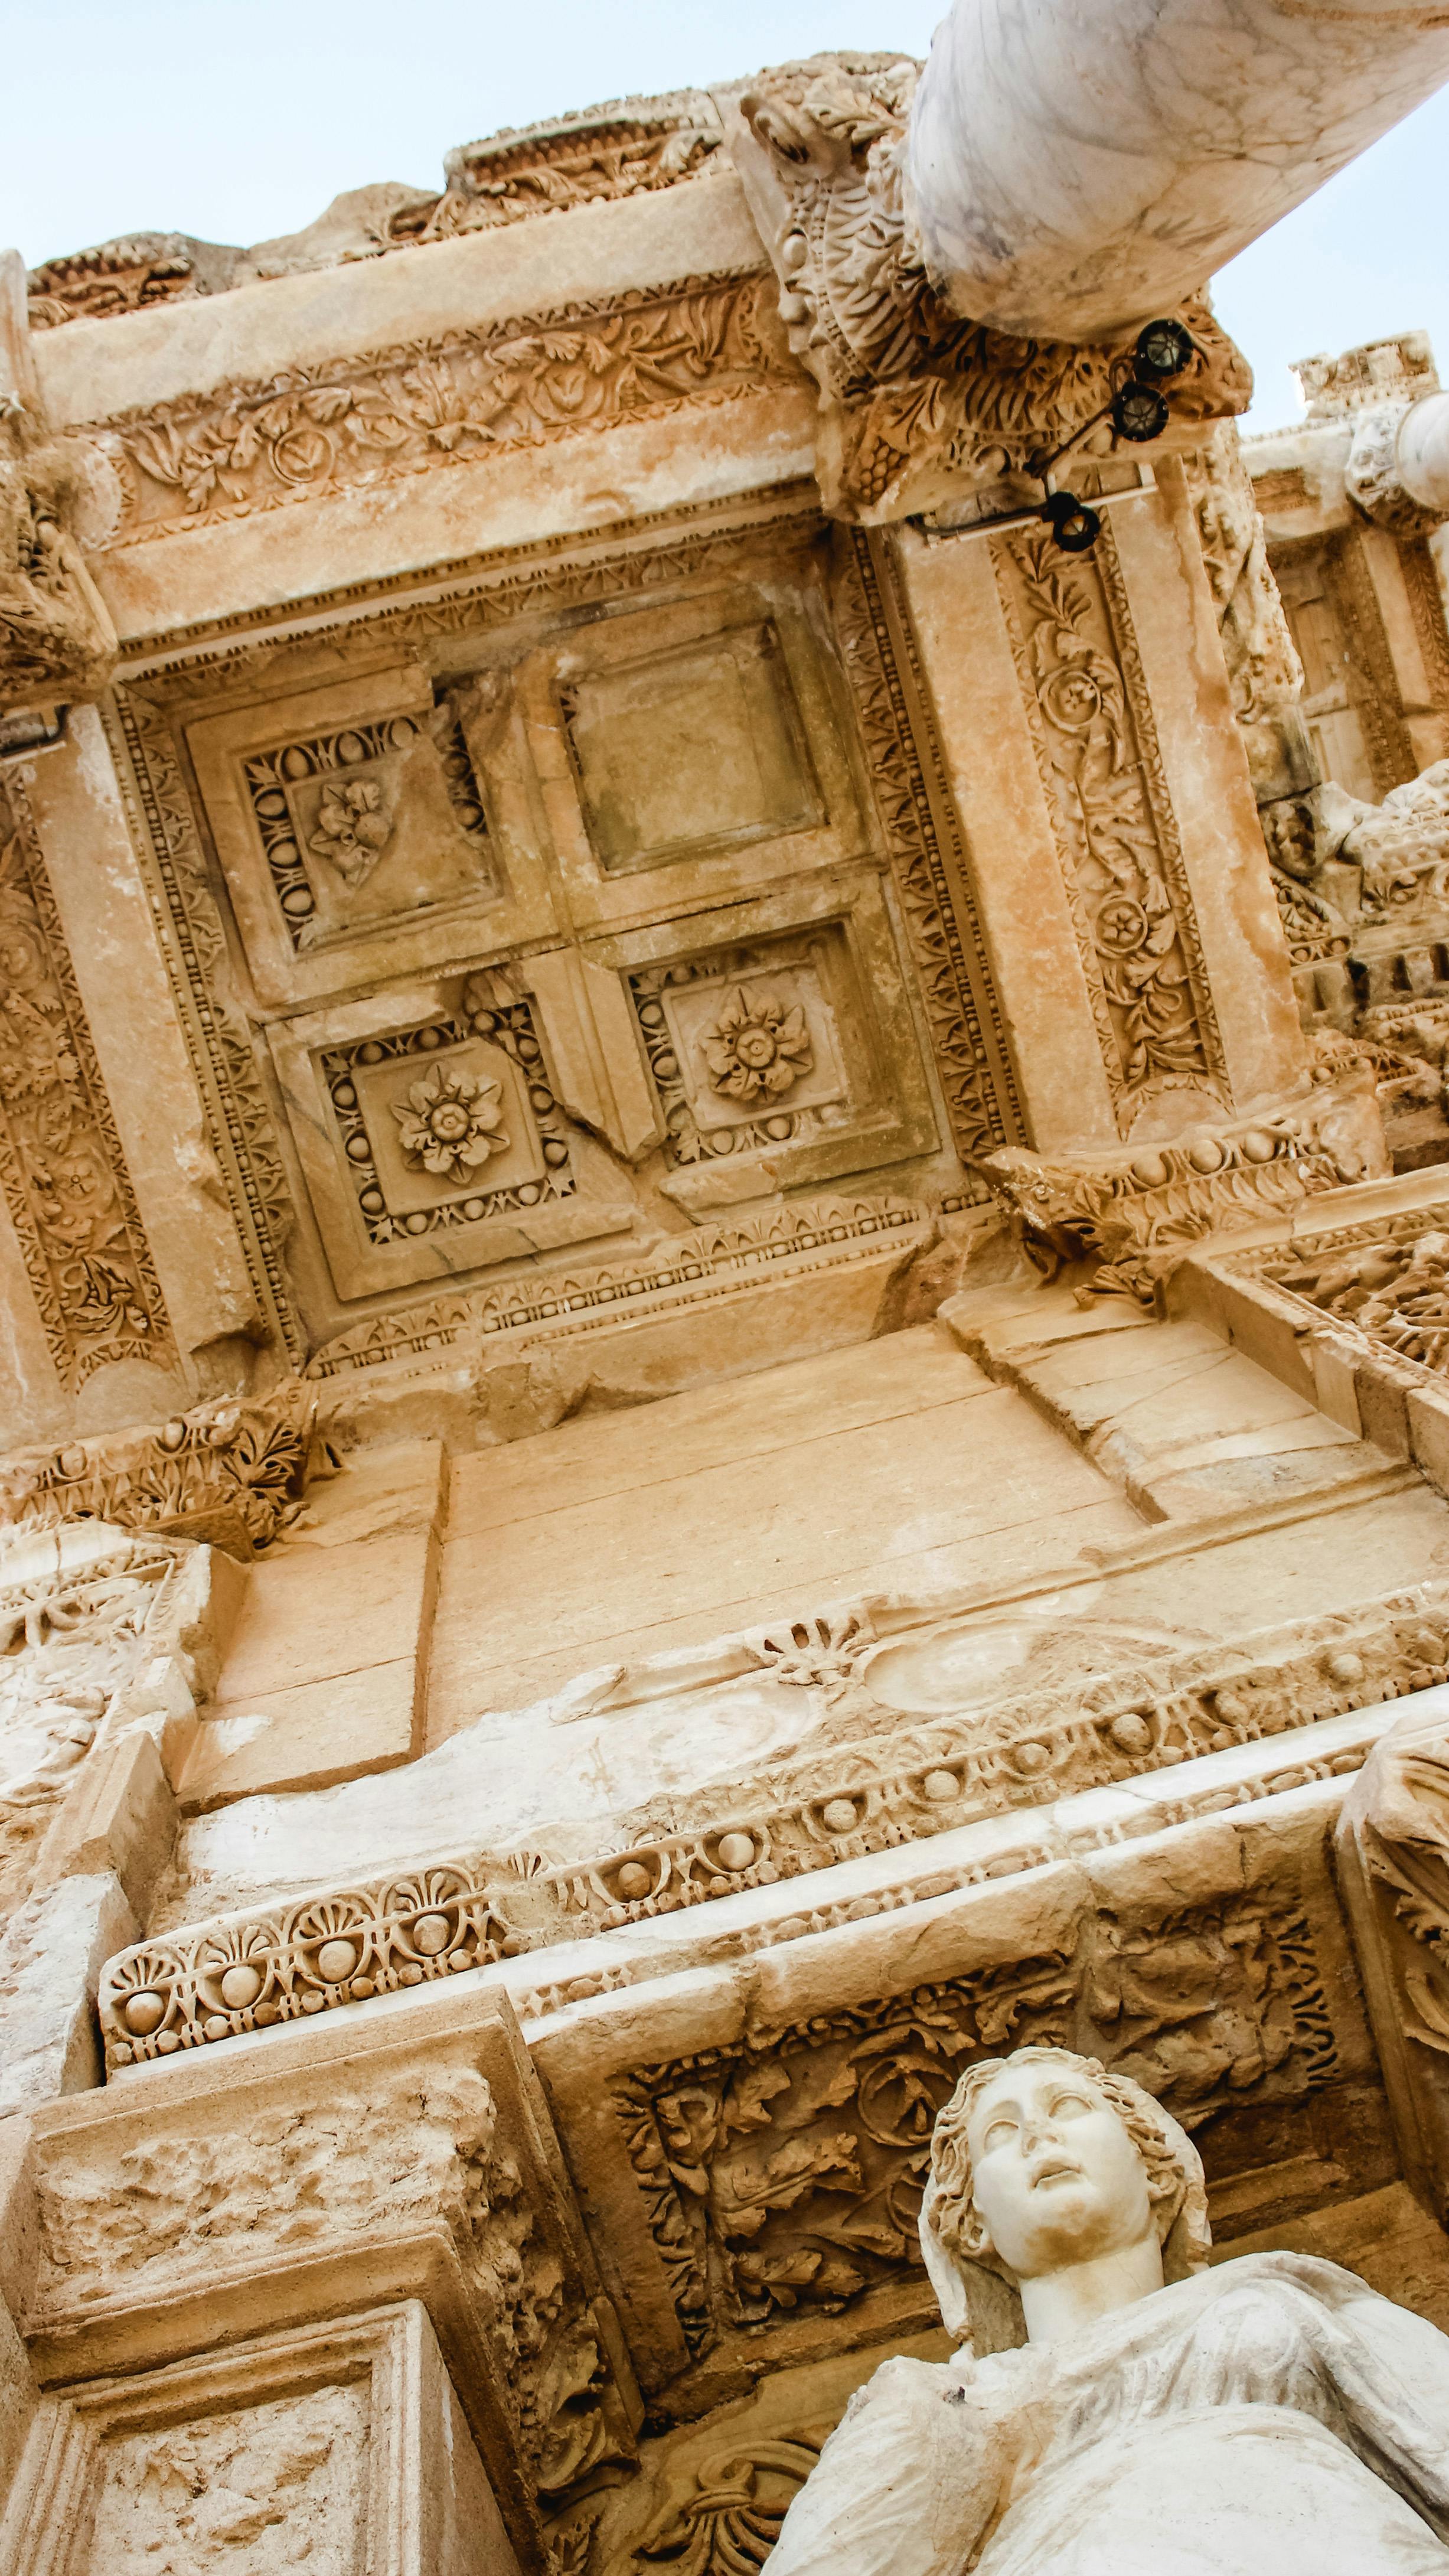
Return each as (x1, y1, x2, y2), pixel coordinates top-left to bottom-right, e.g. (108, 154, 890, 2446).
(925, 2046, 1207, 2281)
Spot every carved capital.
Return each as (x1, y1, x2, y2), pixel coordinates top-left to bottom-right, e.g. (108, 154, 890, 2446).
(1347, 400, 1448, 540)
(0, 1380, 324, 1560)
(0, 408, 118, 715)
(726, 53, 1251, 522)
(977, 1071, 1388, 1301)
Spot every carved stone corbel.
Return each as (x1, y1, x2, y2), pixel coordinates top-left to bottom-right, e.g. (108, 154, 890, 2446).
(720, 54, 1251, 523)
(1336, 1702, 1449, 2224)
(976, 1069, 1388, 1302)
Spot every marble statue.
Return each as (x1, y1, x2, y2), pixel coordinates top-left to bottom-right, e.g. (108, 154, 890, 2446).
(766, 2046, 1449, 2576)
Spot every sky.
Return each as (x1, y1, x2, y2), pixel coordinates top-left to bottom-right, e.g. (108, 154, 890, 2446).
(0, 0, 1445, 435)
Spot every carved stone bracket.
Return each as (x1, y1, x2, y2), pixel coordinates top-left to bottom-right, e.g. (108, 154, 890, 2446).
(723, 53, 1251, 522)
(976, 1070, 1388, 1301)
(1337, 1703, 1449, 2223)
(0, 1379, 324, 1559)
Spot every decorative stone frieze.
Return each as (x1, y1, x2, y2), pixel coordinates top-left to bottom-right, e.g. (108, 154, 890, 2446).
(724, 54, 1248, 524)
(0, 781, 173, 1391)
(97, 1579, 1449, 2072)
(306, 1194, 927, 1380)
(976, 1071, 1386, 1302)
(80, 273, 792, 547)
(27, 93, 728, 330)
(0, 1380, 321, 1558)
(611, 1889, 1338, 2360)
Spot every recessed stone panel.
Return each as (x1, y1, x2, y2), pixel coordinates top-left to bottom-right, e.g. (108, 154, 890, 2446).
(561, 621, 821, 873)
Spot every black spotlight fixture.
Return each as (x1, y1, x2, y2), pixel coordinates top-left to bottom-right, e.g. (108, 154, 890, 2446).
(1134, 317, 1195, 382)
(1111, 378, 1170, 444)
(1040, 489, 1101, 553)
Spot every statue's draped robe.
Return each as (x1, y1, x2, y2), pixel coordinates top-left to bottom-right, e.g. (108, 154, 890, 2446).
(766, 2255, 1449, 2575)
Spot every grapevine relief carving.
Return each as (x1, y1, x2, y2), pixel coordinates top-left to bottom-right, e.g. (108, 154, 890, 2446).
(613, 1898, 1336, 2356)
(992, 523, 1226, 1128)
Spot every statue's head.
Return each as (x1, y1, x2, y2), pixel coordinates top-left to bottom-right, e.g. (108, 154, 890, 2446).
(918, 2046, 1210, 2353)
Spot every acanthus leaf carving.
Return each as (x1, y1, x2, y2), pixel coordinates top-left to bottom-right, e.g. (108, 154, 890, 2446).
(0, 1377, 321, 1558)
(977, 1069, 1386, 1302)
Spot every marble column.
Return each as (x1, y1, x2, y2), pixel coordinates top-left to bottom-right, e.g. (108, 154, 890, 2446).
(908, 0, 1449, 343)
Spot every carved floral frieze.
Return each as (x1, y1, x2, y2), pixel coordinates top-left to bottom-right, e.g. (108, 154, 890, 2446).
(84, 273, 794, 545)
(991, 519, 1227, 1129)
(0, 784, 172, 1390)
(613, 1892, 1337, 2356)
(0, 1378, 319, 1558)
(97, 1580, 1448, 2071)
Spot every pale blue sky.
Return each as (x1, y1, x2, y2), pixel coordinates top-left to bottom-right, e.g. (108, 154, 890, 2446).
(1, 0, 1444, 433)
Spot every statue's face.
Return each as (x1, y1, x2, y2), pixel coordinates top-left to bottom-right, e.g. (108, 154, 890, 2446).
(964, 2059, 1154, 2281)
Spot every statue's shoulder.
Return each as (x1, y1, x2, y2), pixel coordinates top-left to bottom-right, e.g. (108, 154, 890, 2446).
(844, 2351, 957, 2424)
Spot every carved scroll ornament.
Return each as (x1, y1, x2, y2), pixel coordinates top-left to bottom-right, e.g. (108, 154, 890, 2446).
(730, 54, 1251, 521)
